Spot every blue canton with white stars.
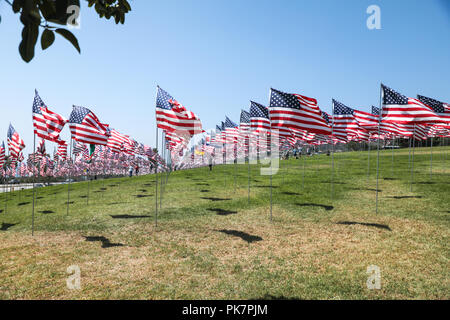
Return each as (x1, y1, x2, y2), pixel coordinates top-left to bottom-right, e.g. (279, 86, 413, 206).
(269, 88, 302, 109)
(156, 86, 174, 110)
(69, 105, 91, 124)
(250, 101, 269, 119)
(417, 95, 446, 113)
(382, 84, 408, 105)
(333, 99, 354, 115)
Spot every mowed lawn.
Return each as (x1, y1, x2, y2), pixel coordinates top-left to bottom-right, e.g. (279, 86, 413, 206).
(0, 147, 449, 299)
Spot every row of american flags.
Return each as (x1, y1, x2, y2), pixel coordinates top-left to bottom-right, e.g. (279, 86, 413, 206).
(172, 84, 449, 167)
(1, 90, 167, 178)
(1, 84, 449, 177)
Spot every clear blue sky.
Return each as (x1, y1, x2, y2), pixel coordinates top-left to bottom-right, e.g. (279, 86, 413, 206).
(0, 0, 449, 155)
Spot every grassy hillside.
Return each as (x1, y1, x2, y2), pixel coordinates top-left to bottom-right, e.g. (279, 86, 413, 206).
(0, 147, 449, 299)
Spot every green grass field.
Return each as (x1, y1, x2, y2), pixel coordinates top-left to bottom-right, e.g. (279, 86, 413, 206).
(0, 147, 449, 299)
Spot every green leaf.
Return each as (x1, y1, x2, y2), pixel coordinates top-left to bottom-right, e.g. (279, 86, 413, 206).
(55, 28, 80, 53)
(41, 29, 55, 50)
(19, 23, 39, 62)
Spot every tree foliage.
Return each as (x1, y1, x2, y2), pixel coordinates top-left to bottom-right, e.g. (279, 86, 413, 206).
(6, 0, 131, 62)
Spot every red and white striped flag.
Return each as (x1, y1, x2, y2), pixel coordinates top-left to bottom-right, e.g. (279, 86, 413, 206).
(32, 90, 68, 144)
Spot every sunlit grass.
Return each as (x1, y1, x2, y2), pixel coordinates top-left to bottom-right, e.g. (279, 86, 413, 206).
(0, 147, 448, 299)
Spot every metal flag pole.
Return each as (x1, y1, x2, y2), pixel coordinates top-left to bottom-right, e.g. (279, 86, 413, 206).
(430, 137, 433, 180)
(87, 162, 90, 206)
(367, 138, 371, 179)
(31, 134, 36, 236)
(155, 126, 158, 228)
(411, 125, 416, 192)
(3, 168, 7, 215)
(375, 85, 383, 215)
(234, 139, 237, 191)
(160, 132, 165, 210)
(302, 144, 306, 189)
(247, 135, 251, 204)
(391, 137, 395, 177)
(66, 138, 73, 216)
(331, 105, 335, 200)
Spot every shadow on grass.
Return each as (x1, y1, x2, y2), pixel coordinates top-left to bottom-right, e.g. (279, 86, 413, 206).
(39, 210, 55, 214)
(281, 192, 301, 196)
(17, 202, 30, 206)
(349, 188, 382, 192)
(255, 294, 300, 300)
(254, 185, 279, 189)
(196, 183, 210, 186)
(83, 236, 124, 248)
(200, 190, 210, 193)
(414, 181, 436, 185)
(208, 208, 237, 216)
(336, 221, 391, 231)
(320, 181, 347, 185)
(110, 214, 151, 219)
(1, 223, 17, 231)
(383, 177, 397, 181)
(387, 196, 422, 199)
(216, 229, 262, 243)
(135, 194, 151, 198)
(138, 189, 147, 192)
(296, 203, 334, 211)
(201, 197, 231, 201)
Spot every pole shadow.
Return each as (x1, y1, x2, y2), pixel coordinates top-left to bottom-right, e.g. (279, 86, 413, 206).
(281, 192, 301, 196)
(336, 221, 391, 231)
(216, 229, 262, 243)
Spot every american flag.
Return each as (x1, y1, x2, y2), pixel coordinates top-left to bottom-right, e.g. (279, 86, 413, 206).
(7, 124, 26, 160)
(57, 142, 68, 161)
(32, 90, 68, 144)
(155, 86, 202, 136)
(269, 88, 332, 136)
(37, 138, 46, 156)
(73, 141, 87, 155)
(332, 100, 360, 141)
(354, 109, 379, 131)
(381, 84, 445, 124)
(417, 95, 450, 127)
(107, 129, 131, 153)
(0, 141, 5, 169)
(224, 116, 239, 140)
(69, 105, 110, 145)
(250, 101, 271, 132)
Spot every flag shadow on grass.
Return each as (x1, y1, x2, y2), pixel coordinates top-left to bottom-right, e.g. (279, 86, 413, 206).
(110, 214, 151, 219)
(83, 236, 124, 248)
(201, 197, 231, 201)
(216, 229, 262, 243)
(336, 221, 391, 231)
(1, 223, 17, 231)
(39, 210, 55, 214)
(387, 196, 422, 199)
(296, 203, 334, 211)
(208, 208, 237, 216)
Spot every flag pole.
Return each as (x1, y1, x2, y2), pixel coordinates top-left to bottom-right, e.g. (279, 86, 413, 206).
(66, 138, 73, 216)
(247, 135, 251, 204)
(155, 126, 158, 228)
(430, 136, 433, 180)
(411, 125, 416, 192)
(375, 84, 383, 215)
(31, 133, 36, 236)
(367, 137, 371, 179)
(331, 105, 335, 200)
